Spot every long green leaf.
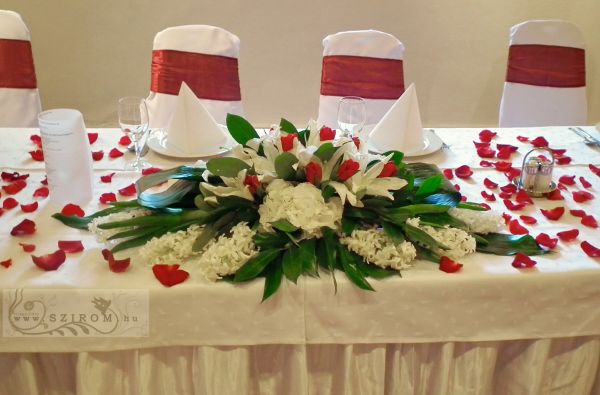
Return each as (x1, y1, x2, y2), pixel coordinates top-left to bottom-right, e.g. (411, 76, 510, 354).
(317, 229, 338, 292)
(354, 256, 399, 279)
(299, 239, 317, 276)
(418, 213, 468, 230)
(234, 249, 282, 282)
(271, 219, 299, 233)
(253, 232, 290, 249)
(274, 152, 298, 180)
(262, 258, 283, 302)
(339, 246, 375, 291)
(192, 224, 218, 252)
(403, 223, 449, 250)
(476, 233, 548, 256)
(313, 142, 336, 161)
(138, 180, 198, 209)
(382, 222, 405, 243)
(414, 245, 442, 263)
(341, 217, 358, 236)
(206, 157, 250, 178)
(282, 246, 303, 283)
(226, 113, 259, 145)
(415, 175, 443, 197)
(111, 227, 170, 253)
(279, 118, 298, 134)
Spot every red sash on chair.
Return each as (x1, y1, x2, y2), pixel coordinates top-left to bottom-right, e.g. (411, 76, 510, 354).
(320, 55, 404, 99)
(506, 44, 585, 88)
(0, 39, 37, 89)
(150, 49, 241, 101)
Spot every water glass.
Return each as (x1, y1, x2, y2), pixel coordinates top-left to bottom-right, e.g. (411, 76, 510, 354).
(337, 96, 367, 138)
(118, 97, 150, 171)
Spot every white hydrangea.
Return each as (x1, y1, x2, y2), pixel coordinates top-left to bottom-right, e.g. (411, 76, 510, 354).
(258, 179, 343, 238)
(339, 228, 416, 270)
(88, 208, 152, 244)
(138, 224, 204, 264)
(189, 222, 259, 282)
(448, 207, 504, 234)
(406, 217, 476, 260)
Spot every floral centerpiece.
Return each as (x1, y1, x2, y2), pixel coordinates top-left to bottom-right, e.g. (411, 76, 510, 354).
(54, 115, 547, 300)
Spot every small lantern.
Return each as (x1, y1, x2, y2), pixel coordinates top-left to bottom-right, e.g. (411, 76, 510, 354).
(514, 148, 557, 197)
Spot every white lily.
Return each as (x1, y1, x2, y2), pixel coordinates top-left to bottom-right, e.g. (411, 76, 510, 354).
(200, 169, 254, 203)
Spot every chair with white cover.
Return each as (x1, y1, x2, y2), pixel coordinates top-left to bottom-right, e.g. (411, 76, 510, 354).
(146, 25, 243, 128)
(499, 20, 587, 127)
(0, 10, 42, 127)
(317, 30, 405, 128)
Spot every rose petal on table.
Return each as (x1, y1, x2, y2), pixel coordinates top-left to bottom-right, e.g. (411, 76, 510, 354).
(557, 229, 579, 242)
(473, 141, 490, 149)
(460, 196, 467, 202)
(442, 169, 454, 179)
(92, 150, 104, 161)
(11, 219, 36, 236)
(30, 134, 42, 146)
(29, 149, 44, 161)
(118, 183, 137, 197)
(570, 209, 586, 218)
(109, 148, 124, 158)
(519, 215, 537, 225)
(558, 175, 575, 186)
(1, 259, 12, 268)
(1, 171, 29, 182)
(142, 167, 162, 176)
(454, 184, 461, 191)
(551, 148, 567, 156)
(517, 136, 530, 143)
(100, 172, 115, 183)
(589, 164, 600, 177)
(99, 192, 117, 204)
(546, 189, 563, 201)
(500, 183, 517, 194)
(40, 176, 47, 185)
(581, 215, 598, 228)
(504, 167, 521, 181)
(19, 243, 36, 253)
(494, 161, 512, 172)
(479, 129, 497, 143)
(530, 136, 549, 148)
(540, 206, 565, 221)
(32, 250, 66, 271)
(33, 186, 49, 198)
(479, 202, 491, 210)
(481, 191, 496, 201)
(512, 253, 537, 268)
(439, 256, 463, 273)
(509, 219, 529, 235)
(496, 146, 515, 160)
(579, 177, 592, 189)
(152, 264, 189, 286)
(101, 249, 131, 273)
(535, 233, 558, 249)
(20, 202, 38, 213)
(118, 135, 131, 146)
(477, 146, 496, 158)
(497, 143, 519, 152)
(0, 208, 3, 217)
(3, 197, 19, 209)
(58, 240, 84, 253)
(499, 191, 513, 199)
(483, 178, 498, 189)
(581, 241, 600, 257)
(455, 165, 473, 179)
(87, 132, 98, 144)
(556, 156, 572, 165)
(502, 212, 512, 225)
(2, 179, 27, 195)
(572, 191, 594, 203)
(503, 200, 526, 211)
(61, 203, 85, 217)
(480, 160, 494, 167)
(515, 189, 533, 204)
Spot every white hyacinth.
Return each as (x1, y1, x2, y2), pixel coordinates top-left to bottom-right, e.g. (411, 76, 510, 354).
(138, 224, 204, 264)
(448, 207, 504, 234)
(406, 217, 476, 260)
(88, 208, 152, 244)
(258, 179, 343, 238)
(340, 228, 417, 270)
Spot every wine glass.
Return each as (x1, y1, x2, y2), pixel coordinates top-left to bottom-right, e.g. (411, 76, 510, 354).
(118, 97, 151, 171)
(337, 96, 367, 138)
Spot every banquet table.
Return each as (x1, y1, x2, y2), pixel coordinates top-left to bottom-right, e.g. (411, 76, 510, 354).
(1, 126, 600, 395)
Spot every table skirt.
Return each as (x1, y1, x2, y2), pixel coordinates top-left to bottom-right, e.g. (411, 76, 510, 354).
(1, 336, 599, 395)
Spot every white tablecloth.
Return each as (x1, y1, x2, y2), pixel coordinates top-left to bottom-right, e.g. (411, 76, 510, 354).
(1, 127, 600, 394)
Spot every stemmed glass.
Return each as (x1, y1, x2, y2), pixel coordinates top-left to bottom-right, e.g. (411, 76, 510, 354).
(337, 96, 367, 138)
(118, 96, 151, 171)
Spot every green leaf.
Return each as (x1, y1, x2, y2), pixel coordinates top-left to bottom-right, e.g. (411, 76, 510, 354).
(298, 129, 310, 145)
(271, 219, 298, 233)
(262, 258, 283, 302)
(52, 204, 138, 230)
(253, 232, 290, 249)
(317, 229, 338, 292)
(383, 204, 450, 217)
(354, 256, 399, 279)
(414, 244, 442, 263)
(407, 163, 460, 204)
(279, 118, 298, 134)
(344, 207, 378, 220)
(415, 175, 443, 197)
(192, 224, 218, 252)
(418, 213, 468, 230)
(298, 239, 317, 276)
(338, 246, 375, 291)
(341, 217, 358, 236)
(226, 113, 259, 145)
(422, 193, 461, 207)
(111, 227, 170, 253)
(206, 157, 250, 178)
(362, 198, 393, 208)
(476, 233, 549, 256)
(282, 246, 303, 283)
(321, 184, 336, 200)
(403, 223, 449, 250)
(216, 196, 255, 208)
(382, 222, 405, 243)
(457, 202, 489, 211)
(383, 150, 404, 166)
(274, 152, 298, 180)
(313, 142, 336, 161)
(234, 249, 282, 282)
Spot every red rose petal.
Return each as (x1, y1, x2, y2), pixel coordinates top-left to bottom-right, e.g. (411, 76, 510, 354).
(99, 192, 117, 204)
(442, 169, 454, 180)
(3, 197, 19, 209)
(558, 175, 575, 186)
(477, 146, 496, 158)
(479, 129, 497, 143)
(118, 135, 131, 146)
(480, 160, 494, 167)
(40, 177, 48, 185)
(494, 161, 512, 172)
(61, 203, 85, 217)
(556, 156, 572, 165)
(517, 136, 530, 143)
(551, 148, 567, 156)
(570, 209, 586, 218)
(530, 136, 549, 148)
(152, 264, 189, 286)
(515, 189, 533, 204)
(557, 229, 579, 242)
(87, 133, 98, 144)
(455, 165, 473, 179)
(546, 189, 563, 200)
(496, 143, 519, 153)
(29, 150, 44, 161)
(30, 134, 42, 147)
(573, 191, 594, 203)
(500, 183, 517, 193)
(483, 178, 498, 189)
(581, 215, 598, 228)
(92, 150, 104, 161)
(32, 250, 66, 271)
(3, 179, 27, 195)
(352, 136, 361, 150)
(10, 219, 36, 236)
(109, 148, 124, 158)
(1, 171, 29, 182)
(101, 249, 131, 273)
(535, 233, 558, 249)
(504, 168, 521, 181)
(100, 172, 115, 183)
(512, 253, 537, 268)
(473, 141, 490, 149)
(502, 213, 512, 225)
(20, 202, 38, 213)
(540, 206, 565, 221)
(481, 191, 496, 201)
(581, 241, 600, 258)
(503, 199, 526, 211)
(496, 146, 514, 160)
(439, 256, 463, 273)
(579, 177, 592, 189)
(519, 215, 537, 225)
(19, 243, 36, 252)
(118, 183, 137, 197)
(460, 196, 467, 202)
(499, 191, 513, 199)
(1, 259, 12, 268)
(479, 203, 491, 210)
(454, 184, 461, 191)
(557, 183, 568, 191)
(142, 167, 162, 176)
(589, 164, 600, 177)
(58, 240, 84, 253)
(33, 186, 49, 198)
(509, 219, 529, 235)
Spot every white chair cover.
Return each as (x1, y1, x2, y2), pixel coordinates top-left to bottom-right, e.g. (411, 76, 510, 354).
(317, 30, 405, 128)
(146, 25, 243, 128)
(0, 10, 42, 127)
(499, 20, 587, 127)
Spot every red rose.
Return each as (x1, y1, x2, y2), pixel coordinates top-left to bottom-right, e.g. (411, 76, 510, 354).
(319, 127, 335, 141)
(280, 133, 297, 152)
(243, 175, 261, 194)
(337, 159, 360, 182)
(378, 162, 397, 178)
(305, 162, 323, 185)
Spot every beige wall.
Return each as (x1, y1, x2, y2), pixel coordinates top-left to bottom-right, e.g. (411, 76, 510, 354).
(4, 0, 599, 127)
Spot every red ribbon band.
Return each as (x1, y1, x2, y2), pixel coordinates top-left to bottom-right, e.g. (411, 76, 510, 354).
(507, 44, 585, 88)
(320, 55, 404, 99)
(0, 39, 37, 89)
(151, 49, 241, 101)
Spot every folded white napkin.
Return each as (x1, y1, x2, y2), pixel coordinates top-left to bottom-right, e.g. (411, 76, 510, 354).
(166, 82, 229, 156)
(368, 83, 424, 154)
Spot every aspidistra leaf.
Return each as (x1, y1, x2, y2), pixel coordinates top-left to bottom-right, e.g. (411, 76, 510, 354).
(226, 113, 259, 145)
(206, 157, 250, 178)
(274, 152, 298, 180)
(282, 247, 303, 283)
(234, 249, 282, 282)
(279, 118, 298, 134)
